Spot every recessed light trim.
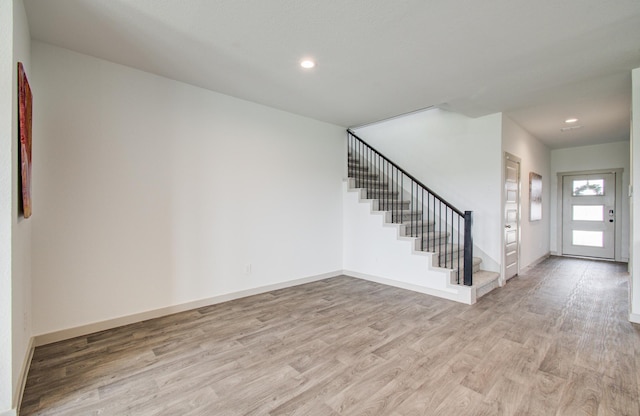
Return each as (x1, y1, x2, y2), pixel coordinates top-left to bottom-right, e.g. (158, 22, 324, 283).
(565, 118, 578, 123)
(300, 59, 315, 69)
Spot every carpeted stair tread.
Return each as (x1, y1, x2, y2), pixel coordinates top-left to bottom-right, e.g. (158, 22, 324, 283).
(472, 270, 501, 297)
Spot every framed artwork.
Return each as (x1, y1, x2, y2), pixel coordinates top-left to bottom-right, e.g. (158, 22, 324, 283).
(18, 62, 33, 218)
(529, 172, 542, 221)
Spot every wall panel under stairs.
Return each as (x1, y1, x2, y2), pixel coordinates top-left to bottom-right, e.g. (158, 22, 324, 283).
(342, 181, 476, 304)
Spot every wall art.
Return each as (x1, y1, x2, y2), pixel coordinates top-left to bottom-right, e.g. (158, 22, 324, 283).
(18, 62, 32, 218)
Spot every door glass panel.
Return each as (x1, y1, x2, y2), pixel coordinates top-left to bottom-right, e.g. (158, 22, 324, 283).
(572, 230, 603, 247)
(572, 205, 604, 221)
(572, 179, 604, 196)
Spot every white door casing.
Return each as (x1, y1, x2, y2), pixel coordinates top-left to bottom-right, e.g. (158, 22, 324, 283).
(562, 172, 616, 259)
(504, 154, 520, 280)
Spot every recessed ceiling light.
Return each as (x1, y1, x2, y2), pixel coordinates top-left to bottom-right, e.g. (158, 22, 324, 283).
(300, 59, 315, 69)
(565, 118, 578, 123)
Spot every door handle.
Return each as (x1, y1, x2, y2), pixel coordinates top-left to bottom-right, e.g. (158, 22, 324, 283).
(505, 225, 512, 229)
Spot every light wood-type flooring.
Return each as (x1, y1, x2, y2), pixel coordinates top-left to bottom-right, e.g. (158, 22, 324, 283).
(21, 257, 640, 415)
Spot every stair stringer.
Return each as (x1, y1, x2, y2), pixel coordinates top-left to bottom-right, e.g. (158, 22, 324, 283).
(343, 180, 476, 305)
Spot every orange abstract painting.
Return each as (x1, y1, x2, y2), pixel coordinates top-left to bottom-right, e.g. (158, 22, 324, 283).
(18, 62, 32, 218)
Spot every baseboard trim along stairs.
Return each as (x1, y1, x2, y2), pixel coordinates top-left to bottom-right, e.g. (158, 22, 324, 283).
(344, 150, 500, 305)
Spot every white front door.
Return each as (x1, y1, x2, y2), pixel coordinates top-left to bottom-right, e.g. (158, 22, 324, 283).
(562, 173, 616, 259)
(504, 155, 520, 280)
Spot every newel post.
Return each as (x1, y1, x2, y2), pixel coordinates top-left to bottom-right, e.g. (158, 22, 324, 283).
(464, 211, 473, 286)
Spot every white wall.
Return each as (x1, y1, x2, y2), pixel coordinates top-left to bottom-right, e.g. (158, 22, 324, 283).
(11, 0, 31, 410)
(1, 1, 32, 414)
(31, 42, 345, 336)
(0, 1, 14, 413)
(631, 67, 640, 321)
(550, 141, 630, 261)
(353, 108, 503, 273)
(502, 116, 551, 269)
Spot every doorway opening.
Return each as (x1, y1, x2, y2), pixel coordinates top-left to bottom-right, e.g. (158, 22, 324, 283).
(504, 153, 520, 281)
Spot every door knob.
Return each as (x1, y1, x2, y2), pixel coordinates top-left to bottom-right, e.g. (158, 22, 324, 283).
(505, 225, 512, 228)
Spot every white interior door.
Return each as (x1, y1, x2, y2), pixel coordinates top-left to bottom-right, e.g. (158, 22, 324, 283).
(562, 173, 615, 259)
(504, 155, 520, 280)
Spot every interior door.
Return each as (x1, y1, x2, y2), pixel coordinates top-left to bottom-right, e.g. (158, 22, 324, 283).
(562, 173, 615, 259)
(504, 156, 520, 280)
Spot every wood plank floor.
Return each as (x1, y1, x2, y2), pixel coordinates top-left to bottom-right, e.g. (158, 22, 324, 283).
(21, 257, 640, 415)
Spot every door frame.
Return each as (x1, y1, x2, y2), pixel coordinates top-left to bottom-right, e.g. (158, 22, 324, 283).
(556, 168, 624, 261)
(502, 152, 521, 285)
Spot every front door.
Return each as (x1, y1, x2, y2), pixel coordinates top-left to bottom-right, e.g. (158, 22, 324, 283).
(504, 155, 520, 280)
(562, 173, 615, 259)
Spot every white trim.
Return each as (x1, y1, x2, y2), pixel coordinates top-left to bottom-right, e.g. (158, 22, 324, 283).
(349, 106, 435, 130)
(34, 271, 342, 346)
(502, 152, 522, 285)
(343, 270, 475, 305)
(557, 168, 625, 262)
(630, 313, 640, 324)
(13, 337, 34, 414)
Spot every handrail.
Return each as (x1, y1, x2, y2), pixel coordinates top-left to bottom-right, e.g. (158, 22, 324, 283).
(347, 129, 464, 217)
(347, 129, 473, 286)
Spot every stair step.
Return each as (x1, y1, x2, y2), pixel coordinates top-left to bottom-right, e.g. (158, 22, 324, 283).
(364, 189, 400, 198)
(416, 235, 453, 251)
(391, 210, 423, 222)
(352, 177, 388, 186)
(348, 171, 379, 180)
(401, 220, 436, 230)
(442, 256, 481, 271)
(407, 229, 450, 239)
(449, 267, 495, 287)
(473, 271, 501, 298)
(377, 199, 411, 210)
(353, 182, 390, 191)
(348, 164, 369, 172)
(445, 258, 483, 285)
(431, 243, 464, 258)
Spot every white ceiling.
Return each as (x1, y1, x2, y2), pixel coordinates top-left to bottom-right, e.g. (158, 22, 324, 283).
(24, 0, 640, 149)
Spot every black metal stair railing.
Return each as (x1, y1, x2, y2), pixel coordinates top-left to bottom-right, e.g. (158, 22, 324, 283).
(347, 130, 473, 286)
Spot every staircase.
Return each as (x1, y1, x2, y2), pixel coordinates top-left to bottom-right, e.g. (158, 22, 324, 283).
(347, 131, 500, 302)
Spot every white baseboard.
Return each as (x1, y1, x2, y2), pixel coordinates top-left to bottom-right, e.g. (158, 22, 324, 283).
(13, 336, 34, 414)
(520, 252, 551, 274)
(630, 313, 640, 324)
(0, 409, 17, 416)
(34, 270, 343, 346)
(343, 270, 474, 305)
